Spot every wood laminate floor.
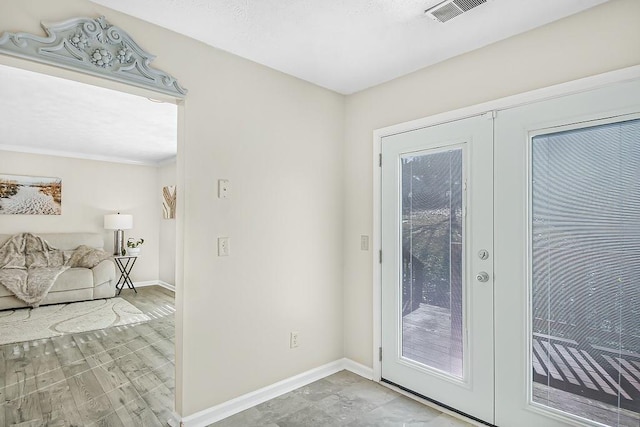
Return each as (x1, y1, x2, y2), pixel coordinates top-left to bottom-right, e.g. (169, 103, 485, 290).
(1, 286, 477, 427)
(0, 285, 175, 427)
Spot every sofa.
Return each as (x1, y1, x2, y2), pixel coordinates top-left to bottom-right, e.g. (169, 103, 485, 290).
(0, 233, 116, 311)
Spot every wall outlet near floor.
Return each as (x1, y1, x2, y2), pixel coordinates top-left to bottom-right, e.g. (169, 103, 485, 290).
(217, 237, 230, 256)
(290, 331, 300, 348)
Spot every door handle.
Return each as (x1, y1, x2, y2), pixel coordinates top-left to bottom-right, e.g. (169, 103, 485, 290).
(476, 271, 490, 282)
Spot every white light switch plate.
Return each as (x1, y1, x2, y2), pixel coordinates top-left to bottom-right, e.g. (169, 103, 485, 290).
(218, 179, 230, 199)
(217, 237, 230, 256)
(360, 235, 370, 251)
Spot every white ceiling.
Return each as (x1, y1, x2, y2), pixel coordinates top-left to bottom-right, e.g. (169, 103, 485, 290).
(0, 1, 608, 163)
(91, 0, 608, 94)
(0, 64, 177, 165)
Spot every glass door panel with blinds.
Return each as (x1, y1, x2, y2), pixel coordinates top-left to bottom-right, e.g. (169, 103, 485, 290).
(530, 119, 640, 426)
(495, 79, 640, 427)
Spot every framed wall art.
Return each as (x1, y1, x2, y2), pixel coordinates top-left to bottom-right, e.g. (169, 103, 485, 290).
(0, 174, 62, 215)
(162, 185, 176, 219)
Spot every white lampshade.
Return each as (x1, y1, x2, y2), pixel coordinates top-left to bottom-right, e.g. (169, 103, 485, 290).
(104, 213, 133, 230)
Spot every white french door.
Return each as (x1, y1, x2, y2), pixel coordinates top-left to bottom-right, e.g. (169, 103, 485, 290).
(381, 114, 494, 424)
(495, 79, 640, 427)
(380, 77, 640, 427)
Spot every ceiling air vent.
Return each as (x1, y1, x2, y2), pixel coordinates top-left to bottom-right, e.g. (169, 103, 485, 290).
(425, 0, 488, 23)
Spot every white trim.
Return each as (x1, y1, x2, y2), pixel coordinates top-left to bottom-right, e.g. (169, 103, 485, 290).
(172, 358, 373, 427)
(0, 144, 173, 167)
(157, 156, 177, 167)
(372, 65, 640, 141)
(343, 358, 374, 380)
(372, 65, 640, 383)
(156, 280, 176, 292)
(133, 280, 176, 292)
(372, 134, 382, 382)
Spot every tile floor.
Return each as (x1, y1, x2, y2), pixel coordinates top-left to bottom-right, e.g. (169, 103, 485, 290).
(211, 370, 475, 427)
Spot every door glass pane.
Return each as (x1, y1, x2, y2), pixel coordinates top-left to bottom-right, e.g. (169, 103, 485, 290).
(401, 148, 463, 378)
(531, 119, 640, 426)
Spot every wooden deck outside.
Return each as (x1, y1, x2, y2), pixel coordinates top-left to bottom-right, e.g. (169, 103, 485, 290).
(402, 303, 463, 377)
(533, 333, 640, 426)
(402, 303, 640, 426)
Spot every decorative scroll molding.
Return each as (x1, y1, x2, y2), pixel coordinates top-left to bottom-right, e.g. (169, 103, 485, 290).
(0, 16, 187, 97)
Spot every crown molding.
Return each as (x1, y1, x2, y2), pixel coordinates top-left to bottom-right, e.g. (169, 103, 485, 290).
(157, 156, 177, 167)
(0, 144, 168, 167)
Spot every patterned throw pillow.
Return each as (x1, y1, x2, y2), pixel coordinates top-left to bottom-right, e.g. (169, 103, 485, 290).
(67, 245, 112, 268)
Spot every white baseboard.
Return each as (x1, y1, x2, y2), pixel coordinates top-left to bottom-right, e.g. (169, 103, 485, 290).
(156, 280, 176, 291)
(133, 280, 175, 292)
(174, 358, 373, 427)
(342, 358, 374, 380)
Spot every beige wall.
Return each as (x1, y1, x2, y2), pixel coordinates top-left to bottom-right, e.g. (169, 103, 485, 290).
(0, 0, 345, 417)
(0, 150, 160, 282)
(343, 0, 640, 367)
(158, 161, 176, 286)
(179, 50, 345, 415)
(176, 28, 345, 416)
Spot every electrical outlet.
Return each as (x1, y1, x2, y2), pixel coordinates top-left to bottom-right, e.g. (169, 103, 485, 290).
(217, 237, 230, 256)
(290, 331, 299, 348)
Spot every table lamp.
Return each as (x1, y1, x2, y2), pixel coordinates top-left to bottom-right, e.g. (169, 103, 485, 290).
(104, 213, 133, 255)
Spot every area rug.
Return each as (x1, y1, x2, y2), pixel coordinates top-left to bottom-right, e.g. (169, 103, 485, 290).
(0, 298, 151, 345)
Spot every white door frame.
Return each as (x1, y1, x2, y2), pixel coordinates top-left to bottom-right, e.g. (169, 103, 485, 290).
(372, 64, 640, 383)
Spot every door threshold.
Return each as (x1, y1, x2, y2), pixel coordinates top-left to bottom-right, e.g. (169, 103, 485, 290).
(380, 379, 495, 427)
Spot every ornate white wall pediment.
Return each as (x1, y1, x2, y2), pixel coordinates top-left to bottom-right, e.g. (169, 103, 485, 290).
(0, 16, 187, 97)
